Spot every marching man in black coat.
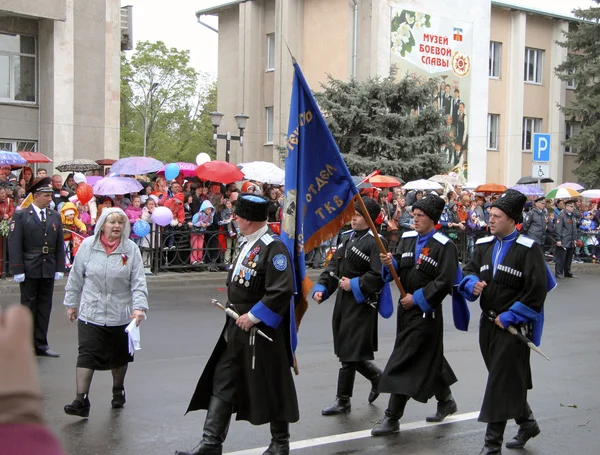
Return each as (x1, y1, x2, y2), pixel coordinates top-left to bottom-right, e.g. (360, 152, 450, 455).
(8, 177, 65, 357)
(372, 194, 461, 436)
(176, 194, 299, 455)
(312, 197, 392, 415)
(458, 189, 554, 454)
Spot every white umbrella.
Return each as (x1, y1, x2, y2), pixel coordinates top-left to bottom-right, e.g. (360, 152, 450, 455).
(238, 161, 285, 185)
(429, 174, 462, 186)
(580, 189, 600, 198)
(92, 176, 143, 195)
(403, 179, 443, 191)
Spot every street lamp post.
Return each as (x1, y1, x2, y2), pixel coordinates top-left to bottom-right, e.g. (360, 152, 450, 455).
(143, 82, 159, 157)
(210, 112, 249, 162)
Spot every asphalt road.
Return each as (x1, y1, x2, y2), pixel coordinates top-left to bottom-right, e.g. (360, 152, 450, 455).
(9, 275, 599, 455)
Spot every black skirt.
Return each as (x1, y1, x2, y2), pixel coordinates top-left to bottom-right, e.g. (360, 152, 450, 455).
(77, 320, 134, 370)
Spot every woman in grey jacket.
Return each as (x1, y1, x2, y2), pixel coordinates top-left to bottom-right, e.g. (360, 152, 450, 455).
(63, 207, 148, 417)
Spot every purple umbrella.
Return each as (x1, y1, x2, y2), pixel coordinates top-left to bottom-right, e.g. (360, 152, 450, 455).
(93, 176, 143, 195)
(510, 184, 544, 197)
(0, 150, 27, 166)
(110, 156, 164, 175)
(86, 176, 103, 186)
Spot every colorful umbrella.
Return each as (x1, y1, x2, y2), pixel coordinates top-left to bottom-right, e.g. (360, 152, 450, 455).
(157, 162, 198, 178)
(0, 150, 27, 166)
(18, 151, 52, 163)
(92, 176, 143, 195)
(474, 183, 507, 194)
(403, 179, 443, 191)
(195, 160, 244, 184)
(56, 159, 101, 173)
(557, 182, 585, 191)
(238, 161, 285, 185)
(368, 175, 403, 188)
(580, 189, 600, 199)
(110, 156, 163, 175)
(509, 184, 544, 197)
(545, 187, 581, 199)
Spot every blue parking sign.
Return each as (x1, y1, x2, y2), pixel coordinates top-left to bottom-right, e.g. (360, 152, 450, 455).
(533, 133, 551, 162)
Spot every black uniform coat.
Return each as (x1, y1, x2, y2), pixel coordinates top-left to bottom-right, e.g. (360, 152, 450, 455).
(315, 229, 386, 362)
(461, 233, 547, 423)
(187, 230, 299, 425)
(8, 206, 65, 277)
(378, 230, 458, 403)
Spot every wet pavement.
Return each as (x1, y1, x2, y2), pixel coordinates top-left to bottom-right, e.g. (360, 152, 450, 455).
(8, 275, 599, 454)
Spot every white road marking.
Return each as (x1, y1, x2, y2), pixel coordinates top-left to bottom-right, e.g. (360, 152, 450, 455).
(225, 411, 480, 455)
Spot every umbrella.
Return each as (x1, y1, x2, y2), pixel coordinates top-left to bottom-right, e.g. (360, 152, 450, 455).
(557, 182, 585, 191)
(110, 156, 163, 175)
(92, 176, 143, 196)
(56, 159, 101, 173)
(18, 151, 52, 163)
(509, 185, 544, 197)
(0, 150, 27, 166)
(352, 176, 372, 189)
(429, 174, 462, 186)
(95, 159, 117, 166)
(475, 183, 507, 194)
(85, 176, 103, 186)
(157, 162, 199, 178)
(516, 176, 554, 185)
(580, 189, 600, 198)
(403, 179, 443, 190)
(237, 161, 285, 185)
(368, 175, 402, 188)
(546, 187, 581, 199)
(196, 160, 244, 184)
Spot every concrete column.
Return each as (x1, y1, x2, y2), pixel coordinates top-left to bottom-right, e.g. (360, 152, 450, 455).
(103, 0, 121, 161)
(504, 11, 526, 186)
(548, 19, 568, 184)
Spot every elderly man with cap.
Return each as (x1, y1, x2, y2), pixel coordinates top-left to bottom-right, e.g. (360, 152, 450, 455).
(176, 193, 299, 455)
(313, 196, 392, 416)
(458, 189, 554, 454)
(8, 177, 65, 357)
(372, 194, 461, 437)
(555, 199, 577, 279)
(522, 197, 547, 246)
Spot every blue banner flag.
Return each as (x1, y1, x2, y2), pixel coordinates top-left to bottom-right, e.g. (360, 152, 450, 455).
(281, 62, 358, 356)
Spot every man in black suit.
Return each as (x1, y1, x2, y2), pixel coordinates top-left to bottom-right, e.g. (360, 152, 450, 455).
(8, 177, 66, 357)
(451, 89, 461, 126)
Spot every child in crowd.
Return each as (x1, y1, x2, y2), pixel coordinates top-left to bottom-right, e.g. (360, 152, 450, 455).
(189, 200, 215, 265)
(60, 202, 87, 269)
(219, 198, 238, 237)
(77, 202, 92, 231)
(579, 211, 598, 258)
(126, 195, 144, 245)
(139, 197, 157, 275)
(466, 209, 481, 259)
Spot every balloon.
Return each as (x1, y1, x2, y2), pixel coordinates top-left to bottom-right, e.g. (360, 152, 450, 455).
(195, 153, 211, 166)
(76, 183, 94, 205)
(151, 206, 173, 227)
(164, 163, 180, 181)
(73, 172, 86, 184)
(133, 220, 151, 237)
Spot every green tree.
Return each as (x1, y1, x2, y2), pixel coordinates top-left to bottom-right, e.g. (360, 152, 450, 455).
(556, 4, 600, 187)
(314, 69, 448, 181)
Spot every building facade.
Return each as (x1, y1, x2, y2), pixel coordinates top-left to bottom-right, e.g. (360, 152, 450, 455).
(0, 0, 122, 167)
(199, 0, 578, 185)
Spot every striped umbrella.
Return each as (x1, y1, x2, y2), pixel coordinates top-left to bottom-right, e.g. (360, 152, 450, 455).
(557, 182, 585, 191)
(545, 187, 581, 199)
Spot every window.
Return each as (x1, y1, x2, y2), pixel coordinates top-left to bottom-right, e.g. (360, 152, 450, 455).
(0, 140, 37, 152)
(266, 33, 275, 71)
(0, 33, 36, 103)
(565, 122, 580, 154)
(489, 41, 502, 78)
(522, 117, 542, 151)
(524, 47, 544, 84)
(266, 106, 274, 144)
(566, 67, 577, 89)
(487, 114, 499, 150)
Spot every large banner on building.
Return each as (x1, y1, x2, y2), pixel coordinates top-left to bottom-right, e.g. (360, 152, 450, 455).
(390, 4, 473, 180)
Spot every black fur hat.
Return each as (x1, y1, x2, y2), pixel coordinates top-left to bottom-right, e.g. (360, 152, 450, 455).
(413, 194, 445, 223)
(355, 196, 381, 223)
(491, 189, 527, 222)
(234, 193, 269, 222)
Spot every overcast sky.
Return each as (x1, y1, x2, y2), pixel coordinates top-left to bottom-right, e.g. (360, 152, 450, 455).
(122, 0, 595, 78)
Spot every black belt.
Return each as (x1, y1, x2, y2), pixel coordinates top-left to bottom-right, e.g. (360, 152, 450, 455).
(25, 247, 56, 254)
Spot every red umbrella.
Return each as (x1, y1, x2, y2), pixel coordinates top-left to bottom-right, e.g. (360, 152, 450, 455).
(368, 175, 402, 188)
(195, 160, 244, 184)
(474, 183, 507, 194)
(17, 151, 52, 163)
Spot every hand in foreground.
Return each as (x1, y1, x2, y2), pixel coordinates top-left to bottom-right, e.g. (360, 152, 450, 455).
(236, 313, 255, 332)
(67, 307, 78, 322)
(400, 293, 415, 310)
(494, 316, 505, 329)
(131, 309, 146, 327)
(313, 291, 323, 303)
(339, 277, 351, 292)
(472, 281, 487, 296)
(380, 252, 393, 267)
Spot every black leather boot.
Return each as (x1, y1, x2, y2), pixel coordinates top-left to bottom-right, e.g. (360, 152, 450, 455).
(262, 421, 290, 455)
(64, 393, 91, 418)
(322, 367, 355, 415)
(505, 403, 540, 449)
(175, 396, 233, 455)
(111, 388, 126, 409)
(355, 361, 382, 404)
(371, 394, 409, 436)
(478, 421, 507, 455)
(426, 387, 457, 422)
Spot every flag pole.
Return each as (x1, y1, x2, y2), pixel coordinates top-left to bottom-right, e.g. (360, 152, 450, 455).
(354, 191, 407, 298)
